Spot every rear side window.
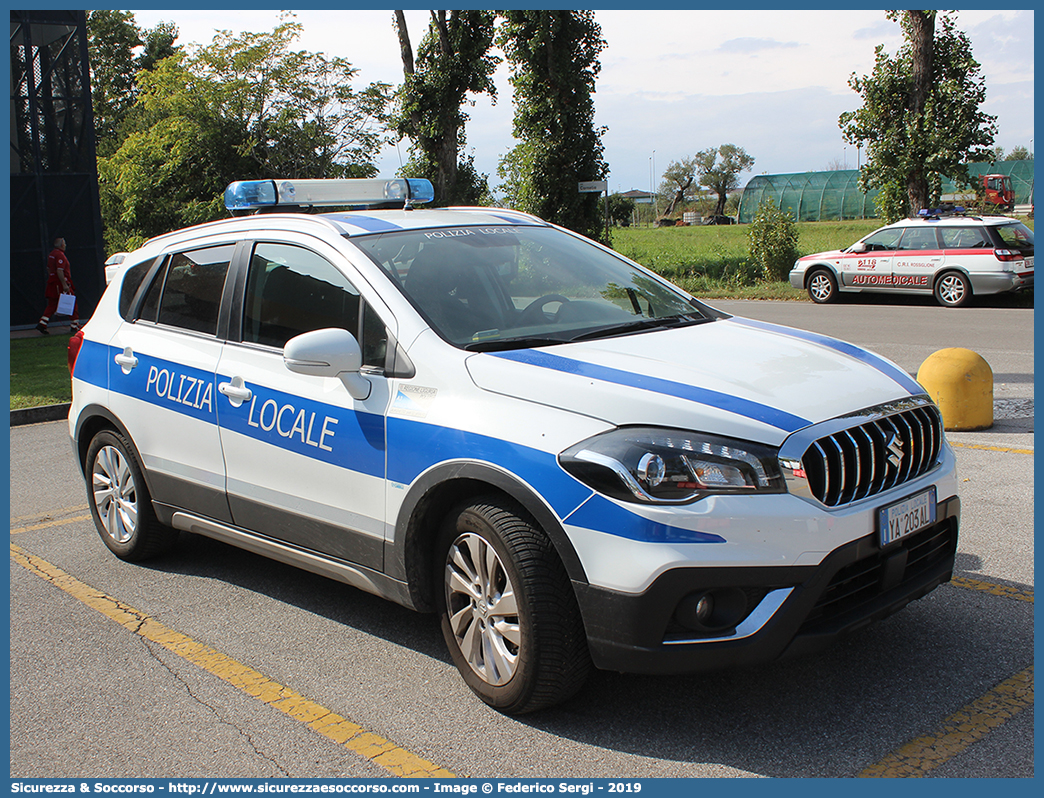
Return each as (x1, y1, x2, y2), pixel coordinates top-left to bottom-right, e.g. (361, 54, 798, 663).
(938, 227, 991, 250)
(138, 245, 235, 335)
(118, 259, 154, 320)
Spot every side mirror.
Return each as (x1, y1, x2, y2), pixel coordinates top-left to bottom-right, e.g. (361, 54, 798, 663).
(284, 328, 371, 401)
(847, 241, 867, 254)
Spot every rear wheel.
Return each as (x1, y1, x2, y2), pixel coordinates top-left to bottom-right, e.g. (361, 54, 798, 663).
(436, 497, 591, 714)
(807, 269, 839, 303)
(86, 430, 177, 561)
(934, 271, 972, 307)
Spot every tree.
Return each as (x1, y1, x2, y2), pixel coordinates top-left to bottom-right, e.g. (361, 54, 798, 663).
(695, 144, 754, 217)
(1005, 145, 1032, 161)
(839, 11, 997, 221)
(660, 158, 697, 218)
(98, 18, 391, 251)
(497, 10, 609, 241)
(87, 11, 179, 156)
(393, 10, 498, 206)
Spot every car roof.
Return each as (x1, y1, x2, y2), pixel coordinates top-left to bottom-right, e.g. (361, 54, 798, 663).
(884, 214, 1021, 229)
(130, 206, 549, 256)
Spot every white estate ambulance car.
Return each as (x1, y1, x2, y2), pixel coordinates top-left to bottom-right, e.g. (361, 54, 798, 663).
(70, 178, 960, 713)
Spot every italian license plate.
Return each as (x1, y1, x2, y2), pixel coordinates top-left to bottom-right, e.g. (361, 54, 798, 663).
(878, 487, 936, 547)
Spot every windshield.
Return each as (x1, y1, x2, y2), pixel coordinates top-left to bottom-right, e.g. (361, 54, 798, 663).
(352, 225, 720, 348)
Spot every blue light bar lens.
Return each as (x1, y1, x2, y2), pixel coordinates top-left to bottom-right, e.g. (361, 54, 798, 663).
(225, 180, 278, 210)
(407, 179, 435, 204)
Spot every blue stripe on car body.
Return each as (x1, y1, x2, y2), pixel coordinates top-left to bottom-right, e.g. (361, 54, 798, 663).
(77, 342, 715, 545)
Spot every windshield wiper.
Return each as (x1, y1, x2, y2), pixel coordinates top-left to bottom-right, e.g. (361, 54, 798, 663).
(567, 314, 712, 343)
(463, 335, 570, 352)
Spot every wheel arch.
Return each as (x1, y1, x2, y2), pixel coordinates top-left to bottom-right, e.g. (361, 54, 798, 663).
(803, 262, 840, 288)
(390, 462, 588, 613)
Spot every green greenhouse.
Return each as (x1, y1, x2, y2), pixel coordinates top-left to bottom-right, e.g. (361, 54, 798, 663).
(737, 160, 1034, 223)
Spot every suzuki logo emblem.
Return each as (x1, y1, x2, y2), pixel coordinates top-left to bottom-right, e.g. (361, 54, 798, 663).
(886, 433, 905, 468)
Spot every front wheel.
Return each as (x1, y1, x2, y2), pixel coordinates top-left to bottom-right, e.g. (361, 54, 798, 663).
(934, 271, 972, 307)
(436, 497, 591, 714)
(86, 430, 177, 561)
(807, 269, 839, 303)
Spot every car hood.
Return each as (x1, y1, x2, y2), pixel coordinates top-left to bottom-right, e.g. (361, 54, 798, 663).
(799, 248, 846, 262)
(464, 316, 924, 445)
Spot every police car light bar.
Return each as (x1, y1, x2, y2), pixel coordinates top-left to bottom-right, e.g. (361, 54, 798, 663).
(224, 178, 435, 211)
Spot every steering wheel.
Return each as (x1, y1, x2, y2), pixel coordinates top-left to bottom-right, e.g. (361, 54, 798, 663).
(518, 294, 571, 326)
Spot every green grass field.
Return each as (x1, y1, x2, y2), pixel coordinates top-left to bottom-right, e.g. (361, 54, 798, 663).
(10, 334, 74, 409)
(610, 218, 882, 297)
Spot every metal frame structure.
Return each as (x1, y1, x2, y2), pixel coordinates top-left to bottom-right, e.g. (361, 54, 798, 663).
(10, 9, 104, 328)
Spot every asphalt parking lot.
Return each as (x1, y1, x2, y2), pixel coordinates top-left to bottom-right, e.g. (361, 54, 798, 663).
(8, 298, 1033, 779)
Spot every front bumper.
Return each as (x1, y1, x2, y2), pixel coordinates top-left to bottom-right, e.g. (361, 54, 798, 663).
(575, 495, 959, 674)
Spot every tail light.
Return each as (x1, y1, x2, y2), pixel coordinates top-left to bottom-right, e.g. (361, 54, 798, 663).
(994, 249, 1022, 262)
(68, 329, 85, 376)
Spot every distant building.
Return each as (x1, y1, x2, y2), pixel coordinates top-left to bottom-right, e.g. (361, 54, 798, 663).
(620, 189, 654, 204)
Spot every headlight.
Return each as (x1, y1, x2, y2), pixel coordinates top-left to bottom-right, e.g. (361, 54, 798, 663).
(559, 427, 785, 505)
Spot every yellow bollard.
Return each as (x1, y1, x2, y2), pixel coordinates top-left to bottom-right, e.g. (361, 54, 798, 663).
(916, 348, 993, 431)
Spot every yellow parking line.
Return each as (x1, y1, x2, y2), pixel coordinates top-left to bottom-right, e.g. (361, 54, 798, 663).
(9, 543, 456, 778)
(11, 514, 92, 535)
(949, 441, 1033, 455)
(951, 576, 1033, 603)
(858, 666, 1034, 777)
(10, 504, 90, 523)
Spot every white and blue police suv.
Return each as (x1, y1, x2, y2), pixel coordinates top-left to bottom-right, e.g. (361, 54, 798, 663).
(69, 178, 960, 713)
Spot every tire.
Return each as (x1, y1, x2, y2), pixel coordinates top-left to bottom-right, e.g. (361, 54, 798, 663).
(807, 268, 839, 304)
(436, 496, 591, 714)
(85, 430, 178, 561)
(934, 271, 972, 307)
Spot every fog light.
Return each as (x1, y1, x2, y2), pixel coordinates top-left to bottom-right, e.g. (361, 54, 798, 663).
(674, 588, 751, 634)
(695, 594, 714, 624)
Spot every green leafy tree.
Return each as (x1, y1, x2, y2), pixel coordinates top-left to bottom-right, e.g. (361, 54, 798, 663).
(601, 193, 636, 227)
(660, 158, 697, 219)
(497, 10, 609, 241)
(695, 144, 754, 217)
(1004, 145, 1032, 161)
(747, 199, 798, 283)
(393, 10, 498, 206)
(839, 11, 997, 221)
(98, 18, 391, 251)
(86, 11, 179, 156)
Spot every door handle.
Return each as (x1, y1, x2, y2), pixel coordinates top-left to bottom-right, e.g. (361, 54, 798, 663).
(114, 347, 138, 373)
(218, 376, 252, 406)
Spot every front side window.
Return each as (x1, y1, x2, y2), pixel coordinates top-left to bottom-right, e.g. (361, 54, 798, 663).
(897, 228, 940, 251)
(859, 228, 903, 252)
(139, 245, 234, 334)
(353, 225, 717, 349)
(242, 242, 387, 367)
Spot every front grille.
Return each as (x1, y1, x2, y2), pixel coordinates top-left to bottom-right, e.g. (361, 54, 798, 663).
(801, 403, 942, 507)
(800, 520, 957, 633)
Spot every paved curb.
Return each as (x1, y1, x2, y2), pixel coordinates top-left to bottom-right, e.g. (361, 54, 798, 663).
(10, 404, 71, 427)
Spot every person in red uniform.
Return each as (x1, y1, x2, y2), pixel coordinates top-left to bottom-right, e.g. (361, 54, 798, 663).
(36, 236, 78, 334)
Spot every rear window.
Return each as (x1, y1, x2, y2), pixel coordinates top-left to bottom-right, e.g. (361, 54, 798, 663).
(990, 222, 1034, 254)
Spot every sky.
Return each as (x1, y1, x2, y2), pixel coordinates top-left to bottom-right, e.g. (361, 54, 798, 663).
(130, 8, 1035, 197)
